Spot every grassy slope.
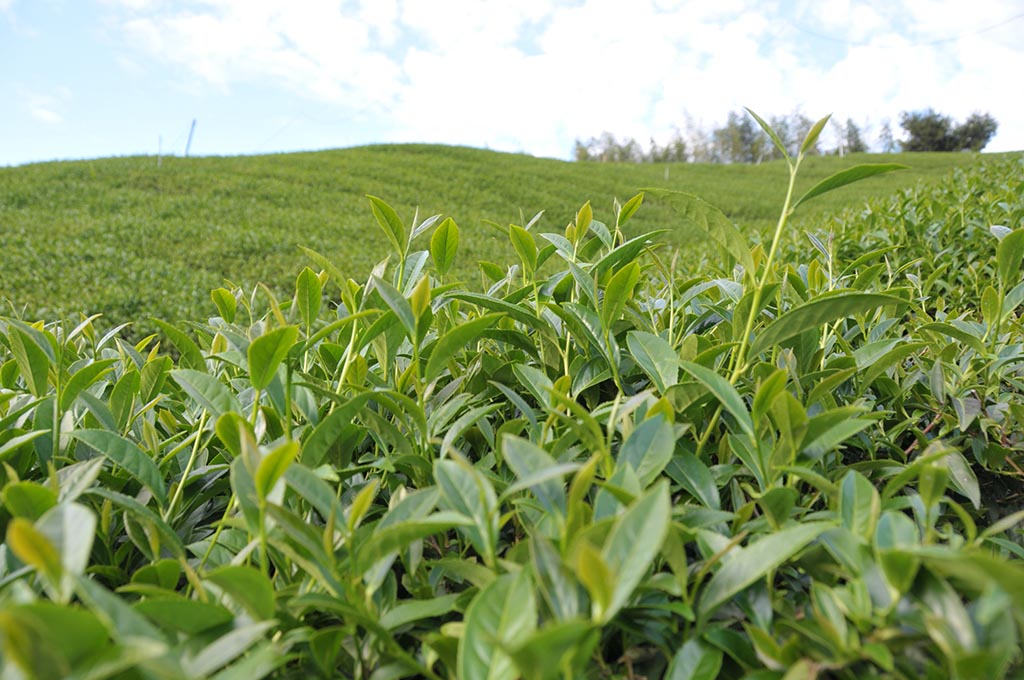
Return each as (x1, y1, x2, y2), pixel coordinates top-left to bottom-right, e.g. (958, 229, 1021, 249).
(0, 145, 1007, 326)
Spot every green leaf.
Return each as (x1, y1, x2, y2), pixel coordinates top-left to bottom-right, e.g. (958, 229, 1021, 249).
(254, 440, 298, 503)
(618, 415, 675, 486)
(602, 481, 671, 621)
(2, 481, 57, 520)
(510, 224, 538, 273)
(204, 565, 275, 620)
(380, 593, 461, 630)
(6, 517, 63, 586)
(616, 192, 644, 229)
(626, 331, 679, 394)
(508, 620, 596, 680)
(800, 113, 832, 155)
(458, 571, 537, 680)
(299, 392, 375, 466)
(7, 327, 50, 397)
(668, 638, 723, 680)
(211, 287, 237, 323)
(171, 368, 242, 418)
(71, 429, 167, 506)
(699, 521, 831, 622)
(601, 261, 641, 330)
(996, 227, 1024, 289)
(368, 195, 406, 257)
(793, 163, 907, 210)
(839, 470, 880, 541)
(665, 452, 721, 510)
(134, 597, 234, 635)
(431, 217, 460, 276)
(295, 267, 322, 329)
(152, 318, 206, 372)
(435, 458, 498, 566)
(354, 512, 472, 571)
(745, 108, 790, 163)
(372, 276, 417, 339)
(425, 313, 502, 383)
(0, 602, 108, 677)
(750, 292, 909, 357)
(247, 325, 298, 391)
(679, 360, 754, 438)
(646, 189, 754, 279)
(60, 358, 117, 411)
(501, 435, 567, 518)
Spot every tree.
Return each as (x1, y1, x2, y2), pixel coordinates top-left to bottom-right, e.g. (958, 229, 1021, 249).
(954, 112, 998, 151)
(899, 109, 956, 151)
(878, 120, 896, 153)
(898, 109, 998, 152)
(843, 118, 868, 153)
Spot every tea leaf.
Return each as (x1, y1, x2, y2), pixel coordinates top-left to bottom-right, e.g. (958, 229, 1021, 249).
(750, 292, 909, 357)
(459, 571, 537, 680)
(699, 522, 831, 621)
(71, 429, 168, 506)
(793, 164, 907, 210)
(295, 267, 322, 329)
(601, 261, 641, 330)
(368, 195, 407, 257)
(247, 325, 298, 391)
(431, 217, 460, 276)
(424, 313, 502, 383)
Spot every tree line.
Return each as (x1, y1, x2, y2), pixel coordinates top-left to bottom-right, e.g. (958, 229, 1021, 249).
(573, 109, 998, 164)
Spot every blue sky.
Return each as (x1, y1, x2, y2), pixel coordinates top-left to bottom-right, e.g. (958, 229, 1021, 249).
(2, 0, 1022, 166)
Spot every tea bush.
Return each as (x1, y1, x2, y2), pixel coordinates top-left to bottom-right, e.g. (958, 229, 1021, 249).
(1, 118, 1022, 679)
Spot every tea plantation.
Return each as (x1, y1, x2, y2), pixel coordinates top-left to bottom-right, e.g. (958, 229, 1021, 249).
(1, 125, 1024, 679)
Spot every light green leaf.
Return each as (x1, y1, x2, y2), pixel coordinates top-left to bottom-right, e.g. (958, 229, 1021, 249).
(295, 267, 322, 329)
(750, 292, 909, 357)
(745, 108, 790, 163)
(254, 440, 298, 503)
(679, 361, 754, 438)
(152, 318, 206, 372)
(211, 287, 237, 323)
(602, 481, 671, 622)
(699, 521, 831, 621)
(372, 276, 417, 339)
(425, 313, 502, 383)
(71, 429, 167, 506)
(2, 481, 57, 520)
(458, 571, 537, 680)
(800, 113, 832, 155)
(667, 638, 723, 680)
(618, 415, 675, 486)
(793, 163, 907, 210)
(60, 359, 117, 411)
(380, 593, 460, 630)
(431, 217, 460, 276)
(616, 192, 644, 230)
(510, 224, 538, 273)
(601, 261, 641, 330)
(626, 331, 678, 394)
(839, 470, 880, 541)
(247, 325, 298, 391)
(171, 368, 242, 418)
(368, 195, 406, 257)
(204, 565, 275, 620)
(7, 327, 50, 397)
(996, 227, 1024, 288)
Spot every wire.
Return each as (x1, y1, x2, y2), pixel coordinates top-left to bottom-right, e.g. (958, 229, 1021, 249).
(787, 10, 1024, 48)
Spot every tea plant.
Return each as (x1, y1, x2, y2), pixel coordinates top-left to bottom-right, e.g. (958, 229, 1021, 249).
(0, 144, 992, 332)
(1, 116, 1023, 679)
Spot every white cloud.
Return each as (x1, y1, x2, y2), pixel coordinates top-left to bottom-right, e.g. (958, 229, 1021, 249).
(24, 89, 71, 125)
(102, 0, 1024, 157)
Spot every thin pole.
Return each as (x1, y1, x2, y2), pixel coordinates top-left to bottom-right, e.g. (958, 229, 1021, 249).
(184, 119, 196, 157)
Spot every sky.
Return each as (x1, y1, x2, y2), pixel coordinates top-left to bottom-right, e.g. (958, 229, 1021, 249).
(2, 0, 1023, 166)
